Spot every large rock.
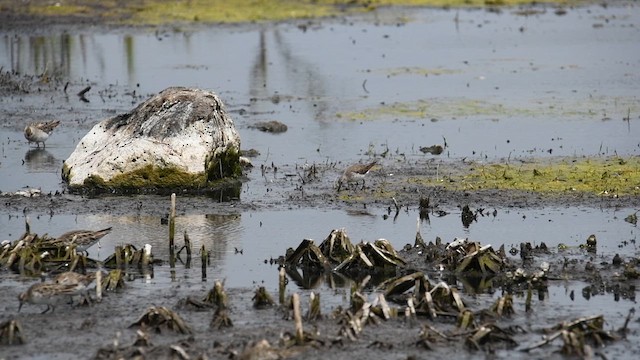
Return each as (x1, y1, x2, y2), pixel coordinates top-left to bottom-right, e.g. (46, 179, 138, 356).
(62, 87, 242, 191)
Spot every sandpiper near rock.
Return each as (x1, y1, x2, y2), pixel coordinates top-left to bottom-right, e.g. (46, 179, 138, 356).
(24, 120, 61, 148)
(337, 161, 377, 191)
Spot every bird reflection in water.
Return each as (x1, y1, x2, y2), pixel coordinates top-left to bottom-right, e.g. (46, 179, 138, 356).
(24, 148, 57, 172)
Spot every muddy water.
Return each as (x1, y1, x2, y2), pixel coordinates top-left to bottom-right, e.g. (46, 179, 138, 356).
(0, 5, 639, 358)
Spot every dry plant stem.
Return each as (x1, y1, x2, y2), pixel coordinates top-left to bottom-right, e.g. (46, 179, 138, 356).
(293, 293, 304, 344)
(520, 315, 604, 352)
(184, 231, 192, 259)
(201, 245, 207, 281)
(114, 246, 122, 267)
(279, 267, 286, 305)
(169, 193, 176, 268)
(95, 270, 102, 301)
(142, 244, 152, 268)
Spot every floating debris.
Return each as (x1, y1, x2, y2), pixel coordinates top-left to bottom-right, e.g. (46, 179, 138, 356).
(249, 120, 288, 133)
(252, 286, 275, 309)
(285, 239, 330, 270)
(306, 292, 322, 321)
(284, 229, 406, 285)
(211, 308, 233, 329)
(461, 205, 476, 228)
(130, 306, 192, 334)
(203, 280, 229, 309)
(381, 271, 430, 301)
(419, 144, 444, 155)
(333, 240, 406, 277)
(237, 339, 295, 359)
(103, 244, 155, 268)
(101, 269, 125, 292)
(0, 319, 26, 345)
(466, 323, 519, 350)
(455, 244, 505, 276)
(584, 234, 597, 253)
(521, 315, 620, 355)
(318, 229, 354, 263)
(491, 294, 515, 317)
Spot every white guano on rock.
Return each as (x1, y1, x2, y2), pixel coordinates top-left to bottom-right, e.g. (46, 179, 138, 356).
(62, 87, 241, 188)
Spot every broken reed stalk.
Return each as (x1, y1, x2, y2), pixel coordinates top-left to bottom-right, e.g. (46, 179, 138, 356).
(292, 293, 304, 344)
(169, 193, 176, 268)
(526, 282, 533, 313)
(201, 244, 207, 281)
(95, 270, 103, 301)
(279, 267, 286, 305)
(115, 246, 123, 268)
(141, 244, 151, 268)
(69, 251, 79, 272)
(25, 216, 31, 235)
(77, 86, 91, 97)
(184, 231, 192, 269)
(184, 231, 192, 258)
(307, 292, 321, 321)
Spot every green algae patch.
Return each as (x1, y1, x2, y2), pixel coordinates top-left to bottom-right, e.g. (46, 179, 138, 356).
(338, 98, 509, 121)
(383, 66, 461, 77)
(205, 147, 242, 181)
(13, 0, 591, 25)
(29, 4, 91, 16)
(410, 157, 640, 197)
(336, 94, 639, 122)
(102, 165, 207, 188)
(61, 163, 73, 184)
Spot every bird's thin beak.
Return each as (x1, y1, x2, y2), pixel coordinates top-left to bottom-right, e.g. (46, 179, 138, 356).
(18, 300, 23, 313)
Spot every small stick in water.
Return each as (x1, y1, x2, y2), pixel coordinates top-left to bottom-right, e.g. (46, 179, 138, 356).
(292, 293, 304, 344)
(279, 267, 286, 305)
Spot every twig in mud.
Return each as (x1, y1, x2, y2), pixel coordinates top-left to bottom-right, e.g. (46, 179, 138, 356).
(392, 197, 401, 219)
(618, 308, 635, 336)
(201, 245, 207, 281)
(169, 193, 176, 269)
(77, 86, 91, 102)
(77, 86, 91, 97)
(362, 79, 369, 93)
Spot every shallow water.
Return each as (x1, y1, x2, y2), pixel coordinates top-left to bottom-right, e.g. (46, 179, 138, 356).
(1, 206, 636, 289)
(1, 6, 639, 193)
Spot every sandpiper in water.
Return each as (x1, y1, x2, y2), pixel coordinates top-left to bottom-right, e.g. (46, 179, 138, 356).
(49, 227, 113, 254)
(55, 271, 98, 305)
(24, 120, 61, 148)
(18, 282, 81, 314)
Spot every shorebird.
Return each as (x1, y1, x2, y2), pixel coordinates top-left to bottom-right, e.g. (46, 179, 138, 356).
(18, 282, 81, 313)
(55, 271, 98, 305)
(337, 161, 377, 191)
(48, 227, 113, 254)
(24, 120, 61, 148)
